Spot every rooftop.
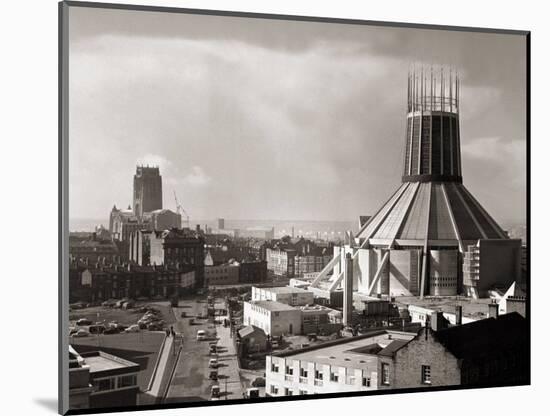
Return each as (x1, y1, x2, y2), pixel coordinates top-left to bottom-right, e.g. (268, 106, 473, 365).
(395, 295, 493, 319)
(433, 312, 527, 360)
(79, 351, 139, 373)
(274, 330, 416, 368)
(248, 300, 297, 312)
(257, 286, 311, 295)
(238, 325, 266, 338)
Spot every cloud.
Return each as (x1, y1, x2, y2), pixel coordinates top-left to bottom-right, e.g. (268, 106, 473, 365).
(182, 166, 211, 187)
(462, 137, 525, 164)
(67, 9, 526, 224)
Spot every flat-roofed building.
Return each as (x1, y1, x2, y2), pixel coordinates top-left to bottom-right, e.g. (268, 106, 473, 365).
(69, 346, 93, 410)
(266, 330, 416, 396)
(243, 300, 302, 336)
(251, 286, 314, 306)
(70, 349, 140, 409)
(299, 304, 342, 334)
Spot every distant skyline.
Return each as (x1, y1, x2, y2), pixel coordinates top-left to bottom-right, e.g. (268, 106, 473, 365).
(69, 7, 527, 225)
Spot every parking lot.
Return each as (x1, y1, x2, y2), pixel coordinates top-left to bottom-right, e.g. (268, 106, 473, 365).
(69, 301, 178, 404)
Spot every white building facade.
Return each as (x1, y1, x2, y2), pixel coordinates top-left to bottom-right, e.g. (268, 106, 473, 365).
(243, 300, 302, 336)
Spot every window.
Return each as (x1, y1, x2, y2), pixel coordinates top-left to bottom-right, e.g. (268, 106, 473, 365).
(329, 369, 339, 382)
(271, 363, 279, 373)
(381, 363, 390, 385)
(299, 390, 308, 395)
(362, 377, 371, 387)
(421, 365, 431, 384)
(300, 367, 308, 378)
(285, 365, 293, 375)
(118, 374, 137, 388)
(315, 369, 323, 380)
(94, 377, 115, 392)
(284, 388, 293, 396)
(270, 385, 279, 395)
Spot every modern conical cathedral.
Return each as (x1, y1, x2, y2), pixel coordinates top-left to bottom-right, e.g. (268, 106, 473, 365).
(311, 68, 522, 300)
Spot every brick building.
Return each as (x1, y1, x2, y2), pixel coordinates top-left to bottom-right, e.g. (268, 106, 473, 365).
(69, 233, 119, 264)
(148, 228, 205, 287)
(265, 312, 527, 397)
(390, 312, 528, 389)
(69, 260, 196, 303)
(266, 237, 334, 278)
(204, 262, 240, 286)
(238, 260, 267, 284)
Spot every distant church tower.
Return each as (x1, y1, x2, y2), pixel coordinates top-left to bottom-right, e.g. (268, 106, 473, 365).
(133, 165, 162, 218)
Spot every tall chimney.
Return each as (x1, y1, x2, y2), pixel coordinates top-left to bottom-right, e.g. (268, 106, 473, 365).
(343, 253, 353, 328)
(455, 305, 463, 325)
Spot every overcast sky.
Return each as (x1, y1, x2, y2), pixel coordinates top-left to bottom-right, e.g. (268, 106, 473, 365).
(68, 6, 527, 224)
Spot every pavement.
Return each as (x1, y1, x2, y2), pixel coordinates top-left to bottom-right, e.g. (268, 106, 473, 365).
(212, 299, 246, 401)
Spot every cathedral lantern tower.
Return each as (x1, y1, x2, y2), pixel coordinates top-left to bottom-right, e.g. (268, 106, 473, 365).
(312, 67, 522, 300)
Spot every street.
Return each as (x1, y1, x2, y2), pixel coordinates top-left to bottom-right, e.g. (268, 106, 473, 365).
(164, 296, 245, 403)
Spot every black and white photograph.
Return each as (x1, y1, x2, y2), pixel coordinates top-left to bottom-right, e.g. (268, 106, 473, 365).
(59, 1, 529, 414)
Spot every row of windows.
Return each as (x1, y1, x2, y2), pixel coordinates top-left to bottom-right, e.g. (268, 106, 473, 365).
(273, 364, 371, 387)
(272, 363, 431, 388)
(269, 377, 372, 396)
(92, 374, 137, 392)
(248, 304, 269, 315)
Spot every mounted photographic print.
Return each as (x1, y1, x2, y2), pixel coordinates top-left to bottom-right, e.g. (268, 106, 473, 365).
(59, 1, 530, 414)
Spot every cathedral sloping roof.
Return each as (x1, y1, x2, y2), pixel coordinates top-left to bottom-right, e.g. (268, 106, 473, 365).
(356, 181, 507, 247)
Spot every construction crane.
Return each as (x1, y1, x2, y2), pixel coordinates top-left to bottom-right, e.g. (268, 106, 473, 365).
(173, 190, 190, 229)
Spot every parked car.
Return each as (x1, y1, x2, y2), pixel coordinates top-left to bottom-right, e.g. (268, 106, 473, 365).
(147, 322, 164, 331)
(208, 358, 218, 368)
(72, 329, 89, 338)
(122, 301, 135, 310)
(196, 330, 206, 341)
(69, 327, 78, 336)
(209, 344, 217, 354)
(88, 325, 106, 334)
(209, 370, 218, 380)
(102, 299, 117, 307)
(210, 385, 220, 399)
(76, 318, 93, 326)
(125, 324, 140, 333)
(104, 326, 119, 335)
(180, 311, 187, 318)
